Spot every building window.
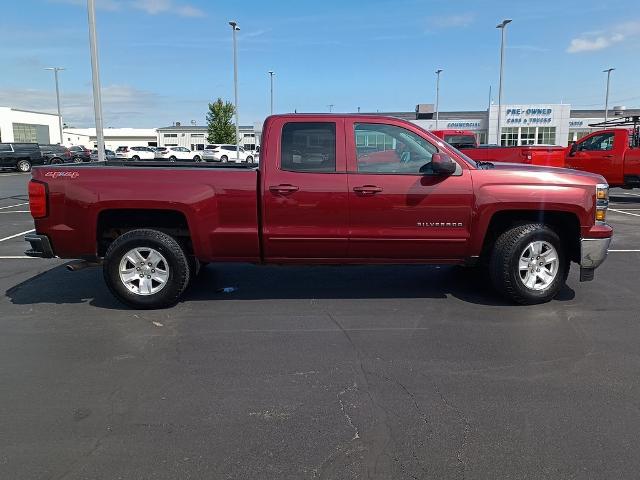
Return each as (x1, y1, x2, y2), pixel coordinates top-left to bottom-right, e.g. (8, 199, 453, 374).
(475, 132, 487, 145)
(191, 134, 204, 138)
(501, 127, 518, 146)
(164, 133, 177, 138)
(165, 143, 178, 147)
(537, 127, 556, 145)
(520, 127, 536, 145)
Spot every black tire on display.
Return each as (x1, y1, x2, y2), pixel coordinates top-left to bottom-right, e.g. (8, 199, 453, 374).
(103, 229, 191, 309)
(16, 159, 32, 172)
(489, 223, 569, 305)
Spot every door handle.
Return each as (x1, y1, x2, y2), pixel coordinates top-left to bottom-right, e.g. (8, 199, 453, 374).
(353, 185, 383, 195)
(269, 184, 299, 195)
(603, 154, 614, 158)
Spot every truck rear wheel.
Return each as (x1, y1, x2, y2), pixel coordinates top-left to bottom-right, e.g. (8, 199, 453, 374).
(103, 229, 190, 309)
(489, 223, 568, 305)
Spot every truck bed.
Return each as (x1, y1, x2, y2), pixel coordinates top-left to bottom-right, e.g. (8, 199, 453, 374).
(31, 163, 261, 261)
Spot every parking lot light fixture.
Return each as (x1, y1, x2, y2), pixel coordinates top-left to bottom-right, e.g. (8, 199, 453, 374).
(496, 19, 512, 146)
(603, 68, 615, 123)
(268, 71, 274, 116)
(44, 67, 65, 145)
(229, 21, 240, 162)
(435, 69, 443, 130)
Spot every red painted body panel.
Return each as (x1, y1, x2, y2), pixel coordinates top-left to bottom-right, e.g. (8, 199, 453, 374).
(565, 129, 640, 187)
(30, 114, 612, 264)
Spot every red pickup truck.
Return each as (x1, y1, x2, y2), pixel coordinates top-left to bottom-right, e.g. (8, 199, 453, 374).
(25, 114, 612, 308)
(431, 129, 566, 167)
(566, 128, 640, 188)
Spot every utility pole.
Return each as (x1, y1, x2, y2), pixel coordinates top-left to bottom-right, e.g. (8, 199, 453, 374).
(496, 19, 512, 146)
(229, 21, 240, 161)
(45, 67, 65, 145)
(268, 70, 274, 115)
(328, 104, 334, 113)
(87, 0, 105, 161)
(603, 68, 615, 123)
(435, 69, 443, 129)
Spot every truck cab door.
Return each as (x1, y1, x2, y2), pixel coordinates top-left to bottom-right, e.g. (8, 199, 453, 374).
(346, 120, 473, 260)
(567, 131, 622, 184)
(261, 118, 349, 260)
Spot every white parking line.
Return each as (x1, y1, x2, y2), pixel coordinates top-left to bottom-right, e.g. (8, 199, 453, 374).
(0, 256, 37, 259)
(609, 208, 640, 218)
(0, 210, 30, 214)
(609, 249, 640, 252)
(0, 229, 35, 242)
(0, 202, 29, 210)
(612, 192, 640, 197)
(0, 172, 28, 177)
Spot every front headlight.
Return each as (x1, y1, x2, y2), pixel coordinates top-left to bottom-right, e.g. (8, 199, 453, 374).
(595, 183, 609, 225)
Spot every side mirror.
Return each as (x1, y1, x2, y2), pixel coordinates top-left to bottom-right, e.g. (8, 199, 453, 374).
(569, 142, 578, 156)
(430, 153, 457, 175)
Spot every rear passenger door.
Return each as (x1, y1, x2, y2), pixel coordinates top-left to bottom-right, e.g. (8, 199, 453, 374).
(0, 144, 14, 166)
(261, 118, 349, 260)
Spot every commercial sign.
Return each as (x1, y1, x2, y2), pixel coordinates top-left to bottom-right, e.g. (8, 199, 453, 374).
(446, 121, 482, 129)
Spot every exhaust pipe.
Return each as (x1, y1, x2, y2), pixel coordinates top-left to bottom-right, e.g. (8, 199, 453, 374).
(66, 260, 102, 272)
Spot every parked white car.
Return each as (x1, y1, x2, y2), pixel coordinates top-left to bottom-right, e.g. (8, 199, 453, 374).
(155, 146, 202, 162)
(202, 144, 254, 163)
(115, 146, 156, 161)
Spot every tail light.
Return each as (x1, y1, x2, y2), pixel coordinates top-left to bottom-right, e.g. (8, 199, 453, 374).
(29, 180, 48, 218)
(64, 150, 71, 158)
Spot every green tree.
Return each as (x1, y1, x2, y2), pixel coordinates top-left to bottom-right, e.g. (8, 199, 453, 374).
(206, 98, 236, 144)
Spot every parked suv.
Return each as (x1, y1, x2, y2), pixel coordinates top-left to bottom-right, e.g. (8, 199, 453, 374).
(0, 143, 43, 172)
(115, 146, 156, 161)
(68, 145, 92, 163)
(155, 146, 203, 162)
(204, 144, 254, 163)
(39, 144, 72, 165)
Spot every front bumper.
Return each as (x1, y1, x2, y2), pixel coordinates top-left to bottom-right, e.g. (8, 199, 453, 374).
(579, 236, 611, 281)
(24, 233, 55, 258)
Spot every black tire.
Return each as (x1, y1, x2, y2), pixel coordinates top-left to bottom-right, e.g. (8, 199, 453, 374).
(169, 156, 177, 162)
(73, 156, 83, 164)
(132, 155, 140, 161)
(489, 223, 569, 305)
(50, 157, 62, 165)
(16, 159, 31, 172)
(103, 229, 191, 309)
(193, 155, 202, 162)
(220, 155, 228, 162)
(246, 155, 253, 163)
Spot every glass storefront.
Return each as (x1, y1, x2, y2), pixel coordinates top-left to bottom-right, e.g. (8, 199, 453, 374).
(500, 126, 556, 146)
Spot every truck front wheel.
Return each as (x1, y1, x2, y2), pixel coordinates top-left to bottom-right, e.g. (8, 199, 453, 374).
(103, 229, 191, 309)
(489, 223, 569, 305)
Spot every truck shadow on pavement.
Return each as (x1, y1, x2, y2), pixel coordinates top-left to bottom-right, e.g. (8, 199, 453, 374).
(6, 262, 576, 309)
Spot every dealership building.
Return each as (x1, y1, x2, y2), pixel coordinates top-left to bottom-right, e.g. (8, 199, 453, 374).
(398, 103, 640, 146)
(0, 107, 62, 144)
(156, 124, 260, 151)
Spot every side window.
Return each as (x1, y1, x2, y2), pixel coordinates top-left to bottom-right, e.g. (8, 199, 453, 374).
(0, 144, 12, 152)
(354, 123, 438, 174)
(581, 133, 614, 152)
(281, 122, 336, 172)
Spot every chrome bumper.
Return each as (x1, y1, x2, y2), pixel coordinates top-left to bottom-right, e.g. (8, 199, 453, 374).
(579, 237, 611, 281)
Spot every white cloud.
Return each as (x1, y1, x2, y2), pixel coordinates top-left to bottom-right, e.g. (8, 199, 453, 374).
(567, 21, 640, 53)
(0, 84, 161, 127)
(49, 0, 204, 17)
(428, 12, 475, 29)
(132, 0, 204, 17)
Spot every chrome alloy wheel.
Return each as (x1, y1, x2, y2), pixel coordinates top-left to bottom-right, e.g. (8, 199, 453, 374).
(518, 241, 559, 291)
(119, 247, 169, 295)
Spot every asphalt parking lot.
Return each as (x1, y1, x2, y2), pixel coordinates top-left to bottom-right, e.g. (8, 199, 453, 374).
(1, 171, 640, 479)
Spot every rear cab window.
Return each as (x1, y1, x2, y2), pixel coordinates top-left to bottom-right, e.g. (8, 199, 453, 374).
(280, 122, 336, 172)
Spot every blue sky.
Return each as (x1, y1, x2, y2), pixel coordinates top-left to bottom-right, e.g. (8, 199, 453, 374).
(1, 0, 639, 127)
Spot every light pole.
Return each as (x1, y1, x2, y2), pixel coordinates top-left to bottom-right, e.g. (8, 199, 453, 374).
(87, 0, 105, 161)
(496, 19, 512, 146)
(328, 104, 334, 113)
(435, 69, 443, 129)
(45, 67, 65, 145)
(268, 70, 274, 115)
(229, 21, 240, 162)
(603, 68, 615, 123)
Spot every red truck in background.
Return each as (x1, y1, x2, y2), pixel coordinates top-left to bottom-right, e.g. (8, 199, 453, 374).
(566, 117, 640, 189)
(431, 129, 566, 167)
(25, 114, 612, 309)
